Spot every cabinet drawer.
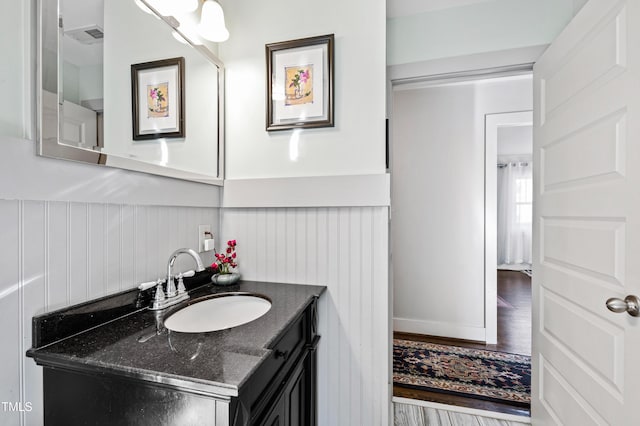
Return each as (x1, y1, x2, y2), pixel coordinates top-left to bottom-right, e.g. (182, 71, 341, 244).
(242, 301, 313, 418)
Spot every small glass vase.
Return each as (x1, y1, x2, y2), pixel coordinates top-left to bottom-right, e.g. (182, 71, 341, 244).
(211, 272, 241, 286)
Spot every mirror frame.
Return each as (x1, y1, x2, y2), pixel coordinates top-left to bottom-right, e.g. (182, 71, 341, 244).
(36, 0, 225, 185)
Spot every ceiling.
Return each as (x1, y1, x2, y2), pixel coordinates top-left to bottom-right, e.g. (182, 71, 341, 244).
(387, 0, 495, 18)
(62, 0, 104, 67)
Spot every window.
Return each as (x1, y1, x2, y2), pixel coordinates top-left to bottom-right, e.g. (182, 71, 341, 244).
(515, 176, 532, 224)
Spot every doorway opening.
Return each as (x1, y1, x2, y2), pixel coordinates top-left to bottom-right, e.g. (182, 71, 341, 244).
(390, 71, 533, 419)
(485, 110, 533, 357)
(493, 113, 533, 357)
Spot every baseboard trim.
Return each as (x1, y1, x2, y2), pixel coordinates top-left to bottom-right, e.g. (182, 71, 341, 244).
(393, 397, 531, 423)
(394, 318, 486, 342)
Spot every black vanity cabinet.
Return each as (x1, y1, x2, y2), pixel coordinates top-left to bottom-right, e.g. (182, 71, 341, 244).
(27, 281, 324, 426)
(257, 350, 314, 426)
(240, 301, 319, 426)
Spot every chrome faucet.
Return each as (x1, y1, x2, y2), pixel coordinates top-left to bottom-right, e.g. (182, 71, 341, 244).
(149, 248, 206, 310)
(166, 248, 205, 296)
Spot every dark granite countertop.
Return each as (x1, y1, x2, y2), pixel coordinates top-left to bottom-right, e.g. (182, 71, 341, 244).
(26, 280, 325, 398)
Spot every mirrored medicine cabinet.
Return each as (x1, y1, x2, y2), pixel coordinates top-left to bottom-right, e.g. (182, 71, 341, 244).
(37, 0, 225, 184)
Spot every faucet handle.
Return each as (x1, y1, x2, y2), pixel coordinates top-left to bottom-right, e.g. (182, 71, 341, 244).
(153, 279, 166, 308)
(177, 275, 186, 294)
(176, 270, 195, 294)
(138, 280, 157, 291)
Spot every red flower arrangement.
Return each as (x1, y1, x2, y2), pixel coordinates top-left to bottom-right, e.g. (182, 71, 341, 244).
(211, 240, 237, 274)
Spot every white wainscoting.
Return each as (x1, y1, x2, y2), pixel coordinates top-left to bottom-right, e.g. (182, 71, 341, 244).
(221, 207, 391, 426)
(0, 200, 219, 426)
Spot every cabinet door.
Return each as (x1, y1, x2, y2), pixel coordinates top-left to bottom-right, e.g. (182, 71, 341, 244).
(283, 349, 317, 426)
(260, 394, 285, 426)
(284, 357, 306, 426)
(257, 352, 310, 426)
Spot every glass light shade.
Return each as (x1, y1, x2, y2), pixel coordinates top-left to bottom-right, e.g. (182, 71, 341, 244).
(197, 0, 229, 42)
(182, 0, 199, 13)
(144, 0, 198, 16)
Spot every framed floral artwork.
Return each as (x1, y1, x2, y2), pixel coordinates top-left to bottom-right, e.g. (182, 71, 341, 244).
(131, 57, 185, 140)
(266, 34, 334, 131)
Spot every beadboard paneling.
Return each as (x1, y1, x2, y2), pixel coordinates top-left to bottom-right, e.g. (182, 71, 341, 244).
(0, 200, 219, 426)
(221, 207, 391, 426)
(0, 200, 21, 425)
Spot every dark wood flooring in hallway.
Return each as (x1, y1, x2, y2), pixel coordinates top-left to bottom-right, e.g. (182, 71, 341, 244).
(393, 270, 532, 417)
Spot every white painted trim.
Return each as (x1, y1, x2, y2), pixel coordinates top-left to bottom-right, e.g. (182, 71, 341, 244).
(485, 114, 498, 345)
(392, 73, 533, 93)
(22, 0, 34, 141)
(484, 111, 532, 345)
(222, 174, 391, 208)
(394, 317, 486, 342)
(107, 156, 224, 186)
(393, 397, 532, 424)
(388, 45, 547, 84)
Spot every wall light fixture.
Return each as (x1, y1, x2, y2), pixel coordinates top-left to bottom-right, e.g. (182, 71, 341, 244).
(135, 0, 229, 42)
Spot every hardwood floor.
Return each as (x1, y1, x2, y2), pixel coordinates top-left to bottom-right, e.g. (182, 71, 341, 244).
(393, 270, 532, 418)
(495, 270, 531, 356)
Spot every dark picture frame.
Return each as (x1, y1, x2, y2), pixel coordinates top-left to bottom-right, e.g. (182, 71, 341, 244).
(131, 57, 185, 140)
(266, 34, 334, 131)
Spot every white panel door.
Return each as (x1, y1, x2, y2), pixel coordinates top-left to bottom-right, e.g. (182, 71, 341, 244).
(62, 100, 97, 147)
(532, 0, 640, 424)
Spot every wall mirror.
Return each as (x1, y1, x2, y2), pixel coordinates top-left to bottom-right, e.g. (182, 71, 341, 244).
(37, 0, 224, 184)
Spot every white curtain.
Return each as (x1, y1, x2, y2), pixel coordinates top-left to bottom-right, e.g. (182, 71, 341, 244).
(497, 161, 532, 265)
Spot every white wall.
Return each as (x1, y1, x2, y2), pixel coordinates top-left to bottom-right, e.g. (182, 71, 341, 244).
(219, 0, 386, 179)
(497, 125, 533, 160)
(218, 0, 391, 424)
(62, 61, 80, 104)
(103, 0, 219, 177)
(62, 61, 102, 105)
(392, 75, 532, 341)
(387, 0, 583, 66)
(0, 1, 221, 425)
(78, 64, 103, 102)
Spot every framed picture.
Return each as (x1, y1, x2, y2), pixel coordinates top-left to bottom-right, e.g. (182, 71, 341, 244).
(131, 57, 185, 140)
(266, 34, 334, 131)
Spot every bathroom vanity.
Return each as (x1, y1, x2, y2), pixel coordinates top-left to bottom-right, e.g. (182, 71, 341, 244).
(27, 277, 325, 425)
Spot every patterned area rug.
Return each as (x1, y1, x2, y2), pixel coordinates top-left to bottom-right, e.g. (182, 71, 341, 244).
(393, 339, 531, 406)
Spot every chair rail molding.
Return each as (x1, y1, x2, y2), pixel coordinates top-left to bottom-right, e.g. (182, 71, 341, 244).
(222, 174, 391, 208)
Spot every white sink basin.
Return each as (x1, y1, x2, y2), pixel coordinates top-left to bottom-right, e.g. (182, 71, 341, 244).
(164, 293, 272, 333)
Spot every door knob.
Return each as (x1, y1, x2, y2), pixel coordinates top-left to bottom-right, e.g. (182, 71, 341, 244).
(606, 295, 640, 317)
